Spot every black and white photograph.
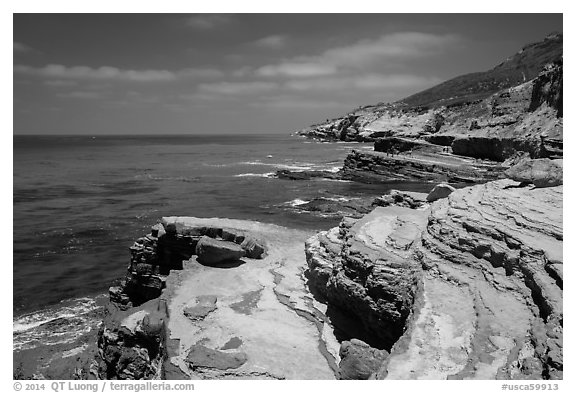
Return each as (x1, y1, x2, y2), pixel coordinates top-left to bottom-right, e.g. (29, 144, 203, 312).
(11, 8, 565, 386)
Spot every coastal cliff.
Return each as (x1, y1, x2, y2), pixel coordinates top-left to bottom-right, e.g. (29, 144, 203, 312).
(91, 33, 562, 381)
(294, 35, 562, 186)
(295, 33, 563, 380)
(98, 218, 340, 380)
(305, 178, 562, 379)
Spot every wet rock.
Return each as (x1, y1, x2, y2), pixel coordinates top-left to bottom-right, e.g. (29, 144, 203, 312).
(338, 339, 389, 380)
(276, 169, 341, 180)
(195, 236, 245, 266)
(505, 158, 562, 188)
(426, 183, 456, 202)
(186, 344, 247, 370)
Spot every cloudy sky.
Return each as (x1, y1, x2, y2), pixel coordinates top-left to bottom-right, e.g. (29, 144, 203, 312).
(13, 14, 562, 135)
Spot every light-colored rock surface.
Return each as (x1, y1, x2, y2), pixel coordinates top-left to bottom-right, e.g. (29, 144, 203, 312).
(162, 217, 339, 380)
(305, 179, 563, 380)
(381, 179, 563, 380)
(505, 158, 563, 187)
(426, 183, 456, 202)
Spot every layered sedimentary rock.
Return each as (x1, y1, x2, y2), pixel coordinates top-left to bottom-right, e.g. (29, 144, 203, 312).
(99, 217, 340, 380)
(305, 206, 429, 349)
(305, 179, 563, 379)
(341, 148, 506, 184)
(99, 221, 269, 379)
(297, 35, 562, 151)
(505, 158, 563, 188)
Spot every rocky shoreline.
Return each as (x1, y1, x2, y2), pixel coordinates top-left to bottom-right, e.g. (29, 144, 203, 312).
(14, 34, 563, 381)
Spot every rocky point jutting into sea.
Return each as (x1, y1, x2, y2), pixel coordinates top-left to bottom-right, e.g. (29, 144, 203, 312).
(15, 33, 562, 380)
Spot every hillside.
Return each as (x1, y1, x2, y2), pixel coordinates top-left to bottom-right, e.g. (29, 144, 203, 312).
(296, 33, 563, 156)
(400, 32, 562, 109)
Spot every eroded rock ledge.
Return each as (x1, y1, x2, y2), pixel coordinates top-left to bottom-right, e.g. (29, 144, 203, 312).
(99, 218, 339, 380)
(305, 179, 562, 379)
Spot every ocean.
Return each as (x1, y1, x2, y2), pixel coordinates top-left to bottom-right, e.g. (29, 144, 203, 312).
(13, 134, 430, 352)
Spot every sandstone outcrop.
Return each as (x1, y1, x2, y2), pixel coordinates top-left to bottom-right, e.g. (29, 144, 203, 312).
(186, 344, 247, 371)
(305, 206, 429, 349)
(426, 183, 455, 202)
(100, 220, 269, 379)
(505, 158, 563, 188)
(338, 339, 389, 380)
(305, 179, 563, 379)
(99, 217, 339, 380)
(195, 236, 245, 266)
(372, 190, 427, 209)
(341, 149, 505, 184)
(98, 298, 169, 379)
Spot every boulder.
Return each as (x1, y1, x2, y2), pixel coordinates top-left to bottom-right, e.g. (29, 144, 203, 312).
(195, 236, 245, 265)
(186, 344, 247, 370)
(505, 158, 562, 188)
(426, 183, 456, 202)
(240, 237, 266, 259)
(338, 339, 389, 380)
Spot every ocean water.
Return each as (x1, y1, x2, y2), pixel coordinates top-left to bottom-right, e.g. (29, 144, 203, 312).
(13, 134, 429, 351)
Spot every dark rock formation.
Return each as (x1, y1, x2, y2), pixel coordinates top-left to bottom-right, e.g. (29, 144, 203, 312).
(451, 136, 543, 162)
(305, 206, 429, 349)
(374, 137, 419, 154)
(372, 190, 427, 209)
(529, 60, 562, 117)
(98, 298, 169, 380)
(195, 236, 245, 266)
(341, 149, 505, 184)
(289, 197, 374, 219)
(338, 339, 389, 380)
(276, 169, 341, 180)
(186, 344, 247, 371)
(505, 158, 563, 188)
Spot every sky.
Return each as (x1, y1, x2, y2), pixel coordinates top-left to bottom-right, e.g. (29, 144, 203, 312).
(13, 13, 563, 135)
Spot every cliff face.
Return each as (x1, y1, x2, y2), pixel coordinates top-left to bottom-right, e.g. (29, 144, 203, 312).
(305, 179, 562, 379)
(297, 34, 562, 168)
(98, 218, 341, 380)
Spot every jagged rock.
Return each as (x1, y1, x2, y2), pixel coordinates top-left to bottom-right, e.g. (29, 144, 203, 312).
(341, 149, 505, 184)
(186, 344, 247, 370)
(373, 190, 426, 209)
(451, 136, 542, 161)
(426, 183, 456, 202)
(195, 236, 245, 266)
(98, 298, 169, 380)
(338, 339, 389, 380)
(529, 60, 562, 117)
(307, 179, 562, 379)
(240, 237, 266, 259)
(305, 206, 429, 348)
(505, 158, 562, 188)
(374, 137, 418, 153)
(276, 169, 341, 180)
